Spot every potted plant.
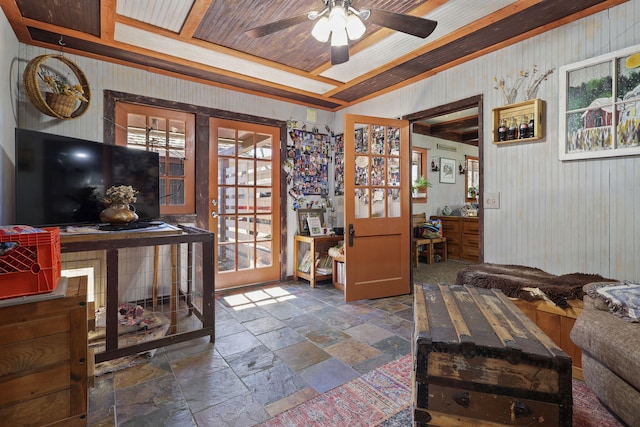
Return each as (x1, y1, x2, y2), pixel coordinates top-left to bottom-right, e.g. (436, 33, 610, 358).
(468, 185, 479, 199)
(99, 185, 139, 224)
(412, 176, 432, 194)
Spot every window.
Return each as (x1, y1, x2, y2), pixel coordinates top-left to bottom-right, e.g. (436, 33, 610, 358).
(411, 147, 428, 202)
(465, 155, 479, 202)
(115, 103, 195, 214)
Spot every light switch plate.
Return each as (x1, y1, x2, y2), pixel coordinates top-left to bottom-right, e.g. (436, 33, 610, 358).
(484, 192, 500, 209)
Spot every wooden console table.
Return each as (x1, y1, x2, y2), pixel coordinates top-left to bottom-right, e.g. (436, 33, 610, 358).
(60, 224, 214, 363)
(293, 234, 342, 287)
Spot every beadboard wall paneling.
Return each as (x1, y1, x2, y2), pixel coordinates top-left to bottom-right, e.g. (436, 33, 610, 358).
(0, 10, 19, 225)
(337, 1, 640, 282)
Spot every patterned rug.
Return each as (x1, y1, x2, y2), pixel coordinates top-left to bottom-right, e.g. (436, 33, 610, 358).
(259, 355, 625, 427)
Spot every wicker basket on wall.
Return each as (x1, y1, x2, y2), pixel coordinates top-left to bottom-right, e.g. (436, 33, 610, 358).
(23, 54, 91, 119)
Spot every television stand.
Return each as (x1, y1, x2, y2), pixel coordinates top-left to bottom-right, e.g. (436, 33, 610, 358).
(60, 225, 214, 363)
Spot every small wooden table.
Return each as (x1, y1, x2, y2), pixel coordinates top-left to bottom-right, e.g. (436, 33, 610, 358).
(413, 236, 447, 267)
(293, 234, 342, 287)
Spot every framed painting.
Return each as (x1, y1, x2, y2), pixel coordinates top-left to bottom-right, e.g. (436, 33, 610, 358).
(296, 209, 324, 235)
(559, 43, 640, 160)
(439, 158, 456, 184)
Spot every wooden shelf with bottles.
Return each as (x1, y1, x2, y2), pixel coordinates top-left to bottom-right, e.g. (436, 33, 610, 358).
(492, 98, 544, 144)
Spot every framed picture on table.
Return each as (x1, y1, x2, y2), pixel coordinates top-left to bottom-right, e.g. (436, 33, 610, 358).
(297, 209, 324, 235)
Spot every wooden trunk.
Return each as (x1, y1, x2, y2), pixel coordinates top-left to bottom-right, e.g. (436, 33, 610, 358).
(0, 276, 88, 426)
(413, 284, 572, 426)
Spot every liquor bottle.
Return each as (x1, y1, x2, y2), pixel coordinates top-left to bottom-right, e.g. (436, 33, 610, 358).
(528, 115, 535, 138)
(507, 117, 517, 140)
(498, 118, 507, 141)
(519, 115, 528, 139)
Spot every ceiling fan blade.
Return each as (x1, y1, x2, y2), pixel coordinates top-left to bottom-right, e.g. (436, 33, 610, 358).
(367, 9, 437, 39)
(245, 13, 311, 38)
(331, 45, 349, 65)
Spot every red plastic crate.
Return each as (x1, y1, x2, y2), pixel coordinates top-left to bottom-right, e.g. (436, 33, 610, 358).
(0, 227, 61, 300)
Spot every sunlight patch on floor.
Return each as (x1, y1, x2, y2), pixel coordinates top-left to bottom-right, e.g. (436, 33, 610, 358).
(223, 285, 296, 311)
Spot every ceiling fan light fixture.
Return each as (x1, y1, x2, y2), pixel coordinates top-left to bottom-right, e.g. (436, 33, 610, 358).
(331, 26, 348, 47)
(311, 16, 331, 42)
(328, 4, 347, 31)
(345, 13, 365, 40)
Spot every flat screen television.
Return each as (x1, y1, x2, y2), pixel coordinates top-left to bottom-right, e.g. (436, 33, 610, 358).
(15, 128, 160, 227)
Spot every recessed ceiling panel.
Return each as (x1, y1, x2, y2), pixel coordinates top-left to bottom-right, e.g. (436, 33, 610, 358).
(117, 0, 193, 33)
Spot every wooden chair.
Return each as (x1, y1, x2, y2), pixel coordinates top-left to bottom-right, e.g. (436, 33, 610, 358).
(412, 213, 447, 267)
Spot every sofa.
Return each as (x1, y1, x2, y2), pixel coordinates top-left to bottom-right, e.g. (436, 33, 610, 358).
(570, 282, 640, 427)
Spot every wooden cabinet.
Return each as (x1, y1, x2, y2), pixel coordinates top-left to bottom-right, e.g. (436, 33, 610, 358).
(492, 98, 544, 144)
(432, 216, 461, 259)
(431, 216, 479, 262)
(0, 276, 88, 426)
(293, 234, 342, 288)
(461, 218, 480, 261)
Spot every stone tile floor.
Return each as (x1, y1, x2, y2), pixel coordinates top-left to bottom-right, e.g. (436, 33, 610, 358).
(88, 279, 419, 426)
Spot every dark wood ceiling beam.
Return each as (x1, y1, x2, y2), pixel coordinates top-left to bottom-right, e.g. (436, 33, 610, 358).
(429, 116, 478, 133)
(462, 131, 479, 145)
(411, 114, 479, 146)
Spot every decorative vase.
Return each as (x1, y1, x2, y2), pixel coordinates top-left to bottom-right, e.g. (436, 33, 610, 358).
(99, 203, 138, 224)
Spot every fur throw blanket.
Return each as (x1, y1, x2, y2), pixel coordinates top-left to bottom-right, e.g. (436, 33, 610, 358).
(454, 263, 616, 308)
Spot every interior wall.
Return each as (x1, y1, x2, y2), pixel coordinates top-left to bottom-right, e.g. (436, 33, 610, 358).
(412, 134, 479, 218)
(337, 2, 640, 282)
(0, 10, 18, 225)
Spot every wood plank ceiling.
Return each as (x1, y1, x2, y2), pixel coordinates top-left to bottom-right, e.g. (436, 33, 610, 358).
(1, 0, 628, 111)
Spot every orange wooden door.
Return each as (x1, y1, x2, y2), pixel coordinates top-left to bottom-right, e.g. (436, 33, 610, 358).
(209, 118, 281, 289)
(343, 115, 411, 302)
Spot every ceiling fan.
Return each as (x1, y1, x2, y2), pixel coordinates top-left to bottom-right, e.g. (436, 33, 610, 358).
(245, 0, 438, 65)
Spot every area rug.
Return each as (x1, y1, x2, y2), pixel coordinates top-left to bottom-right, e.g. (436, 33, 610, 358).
(260, 355, 624, 427)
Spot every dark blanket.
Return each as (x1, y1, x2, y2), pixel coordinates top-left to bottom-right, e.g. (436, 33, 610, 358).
(454, 263, 616, 308)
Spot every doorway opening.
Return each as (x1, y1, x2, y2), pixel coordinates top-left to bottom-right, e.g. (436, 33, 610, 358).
(405, 94, 484, 264)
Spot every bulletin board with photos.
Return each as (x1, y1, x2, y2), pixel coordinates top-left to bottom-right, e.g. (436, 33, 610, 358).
(334, 134, 344, 196)
(287, 130, 330, 195)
